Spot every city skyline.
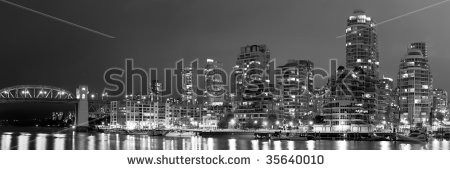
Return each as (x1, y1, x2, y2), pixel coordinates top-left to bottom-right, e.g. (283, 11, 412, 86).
(1, 0, 450, 93)
(2, 1, 450, 154)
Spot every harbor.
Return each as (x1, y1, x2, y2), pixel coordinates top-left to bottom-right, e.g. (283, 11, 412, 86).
(1, 127, 450, 150)
(96, 127, 449, 143)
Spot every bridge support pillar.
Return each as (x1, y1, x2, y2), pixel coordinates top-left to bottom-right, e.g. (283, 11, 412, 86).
(76, 85, 89, 131)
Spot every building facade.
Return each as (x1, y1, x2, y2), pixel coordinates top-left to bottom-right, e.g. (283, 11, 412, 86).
(321, 66, 370, 132)
(277, 60, 314, 124)
(377, 76, 397, 129)
(232, 44, 276, 125)
(204, 58, 231, 121)
(432, 88, 448, 123)
(398, 46, 433, 128)
(345, 10, 380, 125)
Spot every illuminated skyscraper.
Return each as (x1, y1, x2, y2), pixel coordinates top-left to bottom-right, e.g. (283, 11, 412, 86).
(204, 58, 231, 118)
(277, 60, 314, 123)
(323, 67, 367, 132)
(181, 67, 195, 103)
(149, 80, 162, 102)
(431, 88, 448, 122)
(345, 10, 379, 75)
(345, 10, 379, 125)
(233, 44, 275, 125)
(410, 42, 427, 58)
(398, 46, 432, 127)
(205, 58, 225, 105)
(377, 76, 398, 129)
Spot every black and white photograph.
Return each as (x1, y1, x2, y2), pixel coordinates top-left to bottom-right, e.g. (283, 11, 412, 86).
(1, 0, 450, 169)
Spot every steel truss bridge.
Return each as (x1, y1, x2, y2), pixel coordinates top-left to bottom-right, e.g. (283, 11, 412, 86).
(0, 85, 111, 119)
(0, 85, 74, 103)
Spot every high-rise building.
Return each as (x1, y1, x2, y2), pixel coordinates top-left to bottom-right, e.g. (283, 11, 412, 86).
(410, 42, 427, 58)
(233, 44, 275, 125)
(149, 80, 162, 102)
(345, 10, 379, 76)
(410, 42, 433, 88)
(345, 10, 380, 125)
(277, 60, 314, 123)
(377, 76, 397, 129)
(204, 58, 231, 118)
(431, 88, 448, 122)
(311, 87, 329, 118)
(398, 46, 433, 128)
(181, 67, 195, 103)
(322, 67, 368, 132)
(205, 58, 225, 105)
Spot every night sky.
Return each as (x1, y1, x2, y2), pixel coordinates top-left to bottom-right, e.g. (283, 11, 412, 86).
(1, 0, 450, 95)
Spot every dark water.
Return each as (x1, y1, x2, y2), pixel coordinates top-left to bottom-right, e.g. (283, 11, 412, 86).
(1, 127, 450, 150)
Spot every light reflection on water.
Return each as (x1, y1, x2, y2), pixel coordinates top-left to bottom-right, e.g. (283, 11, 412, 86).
(36, 133, 47, 150)
(380, 141, 389, 150)
(337, 140, 347, 150)
(1, 130, 450, 150)
(287, 141, 294, 150)
(18, 133, 31, 150)
(229, 139, 236, 150)
(53, 134, 65, 150)
(306, 140, 315, 150)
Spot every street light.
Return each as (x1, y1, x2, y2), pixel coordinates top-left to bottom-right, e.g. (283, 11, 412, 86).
(254, 120, 258, 124)
(229, 119, 236, 129)
(309, 121, 313, 125)
(230, 119, 235, 125)
(275, 121, 280, 125)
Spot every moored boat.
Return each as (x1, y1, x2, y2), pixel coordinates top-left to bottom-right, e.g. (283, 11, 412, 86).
(128, 130, 148, 135)
(148, 129, 168, 136)
(270, 132, 288, 140)
(359, 133, 386, 141)
(165, 130, 196, 137)
(254, 133, 271, 140)
(396, 131, 428, 143)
